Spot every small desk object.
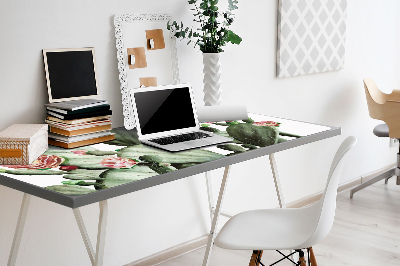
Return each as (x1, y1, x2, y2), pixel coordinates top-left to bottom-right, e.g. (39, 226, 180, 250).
(0, 113, 340, 266)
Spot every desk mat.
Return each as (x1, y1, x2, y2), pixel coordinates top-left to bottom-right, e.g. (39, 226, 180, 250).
(0, 114, 330, 196)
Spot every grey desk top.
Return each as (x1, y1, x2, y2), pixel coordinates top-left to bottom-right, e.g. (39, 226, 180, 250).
(0, 114, 340, 208)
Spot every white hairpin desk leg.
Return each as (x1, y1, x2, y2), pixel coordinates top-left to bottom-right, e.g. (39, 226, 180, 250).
(95, 200, 108, 266)
(74, 200, 108, 266)
(205, 171, 214, 222)
(74, 208, 95, 265)
(269, 154, 286, 208)
(202, 166, 231, 266)
(8, 193, 31, 266)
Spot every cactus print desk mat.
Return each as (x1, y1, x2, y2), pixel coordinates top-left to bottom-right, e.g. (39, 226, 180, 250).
(0, 114, 330, 196)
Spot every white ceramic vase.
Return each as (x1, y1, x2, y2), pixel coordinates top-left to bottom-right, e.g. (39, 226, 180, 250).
(202, 53, 222, 106)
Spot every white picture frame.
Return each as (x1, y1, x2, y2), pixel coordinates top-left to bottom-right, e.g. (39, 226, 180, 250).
(114, 13, 180, 130)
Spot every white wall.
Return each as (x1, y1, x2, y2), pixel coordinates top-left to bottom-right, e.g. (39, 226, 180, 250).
(0, 0, 400, 265)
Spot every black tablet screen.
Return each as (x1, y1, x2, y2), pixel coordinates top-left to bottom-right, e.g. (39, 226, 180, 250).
(45, 50, 97, 100)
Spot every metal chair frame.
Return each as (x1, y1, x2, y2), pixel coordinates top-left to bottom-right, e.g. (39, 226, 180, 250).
(251, 249, 311, 266)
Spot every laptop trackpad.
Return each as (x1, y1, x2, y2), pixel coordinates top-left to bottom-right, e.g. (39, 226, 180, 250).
(183, 139, 213, 146)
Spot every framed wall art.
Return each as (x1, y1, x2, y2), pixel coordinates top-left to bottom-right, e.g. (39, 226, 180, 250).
(276, 0, 347, 78)
(114, 13, 180, 129)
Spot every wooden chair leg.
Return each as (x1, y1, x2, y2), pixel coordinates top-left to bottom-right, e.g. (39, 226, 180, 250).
(308, 247, 318, 266)
(249, 250, 263, 266)
(298, 250, 307, 266)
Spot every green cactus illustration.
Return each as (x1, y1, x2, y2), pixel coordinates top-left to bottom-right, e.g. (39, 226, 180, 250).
(217, 144, 246, 153)
(139, 155, 163, 163)
(3, 120, 303, 196)
(63, 169, 107, 181)
(242, 118, 254, 123)
(46, 184, 95, 195)
(170, 163, 199, 169)
(200, 126, 220, 133)
(117, 144, 224, 164)
(98, 166, 158, 187)
(214, 131, 232, 139)
(61, 156, 111, 170)
(241, 144, 258, 150)
(85, 150, 118, 156)
(139, 155, 176, 174)
(226, 123, 280, 147)
(62, 180, 97, 186)
(105, 128, 141, 146)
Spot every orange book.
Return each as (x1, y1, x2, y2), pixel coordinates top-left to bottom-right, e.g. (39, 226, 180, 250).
(46, 115, 111, 125)
(49, 124, 112, 137)
(48, 135, 115, 149)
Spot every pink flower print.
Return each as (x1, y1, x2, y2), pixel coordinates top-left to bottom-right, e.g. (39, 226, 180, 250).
(253, 121, 280, 127)
(100, 156, 138, 168)
(3, 155, 65, 169)
(60, 165, 79, 171)
(71, 150, 86, 155)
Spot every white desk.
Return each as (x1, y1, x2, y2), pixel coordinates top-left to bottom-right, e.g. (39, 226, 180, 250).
(0, 113, 339, 266)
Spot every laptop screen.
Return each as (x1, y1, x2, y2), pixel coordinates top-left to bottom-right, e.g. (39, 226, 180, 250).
(134, 86, 197, 135)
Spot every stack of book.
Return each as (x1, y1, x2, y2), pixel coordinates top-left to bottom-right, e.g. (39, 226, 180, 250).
(45, 99, 115, 148)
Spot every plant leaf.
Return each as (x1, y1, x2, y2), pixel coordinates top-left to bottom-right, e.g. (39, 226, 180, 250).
(210, 5, 218, 11)
(226, 30, 242, 44)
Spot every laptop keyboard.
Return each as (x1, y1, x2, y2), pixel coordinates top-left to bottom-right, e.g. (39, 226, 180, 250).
(149, 132, 211, 145)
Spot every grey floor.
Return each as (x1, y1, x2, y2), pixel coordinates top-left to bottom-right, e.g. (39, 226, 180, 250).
(160, 178, 400, 266)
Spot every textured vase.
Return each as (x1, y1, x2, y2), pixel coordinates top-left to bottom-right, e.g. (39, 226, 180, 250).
(202, 53, 222, 106)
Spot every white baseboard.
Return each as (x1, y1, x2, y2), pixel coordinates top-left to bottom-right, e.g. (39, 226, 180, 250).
(125, 235, 208, 266)
(360, 163, 396, 184)
(127, 163, 396, 265)
(287, 163, 396, 208)
(284, 175, 361, 209)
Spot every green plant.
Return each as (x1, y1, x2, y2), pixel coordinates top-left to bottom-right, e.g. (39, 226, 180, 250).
(167, 0, 242, 53)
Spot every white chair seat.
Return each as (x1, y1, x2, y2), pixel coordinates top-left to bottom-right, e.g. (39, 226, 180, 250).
(215, 203, 320, 250)
(213, 136, 357, 265)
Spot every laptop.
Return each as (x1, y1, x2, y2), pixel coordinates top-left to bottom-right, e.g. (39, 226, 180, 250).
(130, 84, 232, 152)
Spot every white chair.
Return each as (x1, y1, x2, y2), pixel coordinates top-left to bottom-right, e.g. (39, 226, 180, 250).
(214, 136, 357, 266)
